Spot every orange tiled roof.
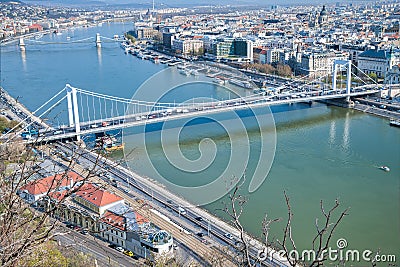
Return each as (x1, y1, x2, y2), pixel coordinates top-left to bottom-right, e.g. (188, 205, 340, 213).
(135, 212, 149, 224)
(100, 210, 126, 231)
(75, 183, 123, 207)
(20, 172, 83, 196)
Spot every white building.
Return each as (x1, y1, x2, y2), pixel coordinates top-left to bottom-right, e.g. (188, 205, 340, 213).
(266, 48, 283, 64)
(99, 203, 174, 259)
(18, 172, 83, 203)
(357, 48, 399, 78)
(385, 64, 400, 85)
(172, 39, 204, 55)
(299, 50, 349, 78)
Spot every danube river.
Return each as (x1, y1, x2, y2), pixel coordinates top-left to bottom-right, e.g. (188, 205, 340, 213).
(1, 23, 398, 262)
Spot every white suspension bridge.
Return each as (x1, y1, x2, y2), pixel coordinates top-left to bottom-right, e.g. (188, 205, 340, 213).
(3, 60, 386, 143)
(1, 33, 126, 50)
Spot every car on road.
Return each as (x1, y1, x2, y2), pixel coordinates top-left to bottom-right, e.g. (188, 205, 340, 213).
(201, 238, 209, 244)
(80, 229, 89, 235)
(177, 206, 187, 215)
(108, 244, 117, 249)
(196, 232, 205, 237)
(195, 216, 203, 221)
(115, 246, 124, 253)
(73, 226, 81, 231)
(124, 250, 134, 257)
(224, 233, 234, 240)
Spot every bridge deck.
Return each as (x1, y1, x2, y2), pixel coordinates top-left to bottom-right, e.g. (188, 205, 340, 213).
(32, 89, 379, 143)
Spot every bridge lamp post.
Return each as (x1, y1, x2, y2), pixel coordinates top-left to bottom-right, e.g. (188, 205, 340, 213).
(127, 175, 131, 190)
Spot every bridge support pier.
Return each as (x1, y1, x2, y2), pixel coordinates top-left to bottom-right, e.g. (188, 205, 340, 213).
(67, 90, 74, 127)
(65, 84, 81, 141)
(96, 33, 101, 48)
(19, 38, 25, 51)
(345, 60, 351, 103)
(332, 63, 337, 92)
(333, 59, 353, 104)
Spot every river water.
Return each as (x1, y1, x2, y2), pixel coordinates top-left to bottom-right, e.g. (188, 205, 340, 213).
(1, 23, 398, 263)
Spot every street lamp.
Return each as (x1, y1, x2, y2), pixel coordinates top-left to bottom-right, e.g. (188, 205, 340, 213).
(207, 219, 211, 237)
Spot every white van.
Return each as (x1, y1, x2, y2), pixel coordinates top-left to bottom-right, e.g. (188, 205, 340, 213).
(177, 206, 186, 215)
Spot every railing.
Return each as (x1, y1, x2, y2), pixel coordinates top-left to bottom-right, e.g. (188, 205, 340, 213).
(28, 88, 379, 143)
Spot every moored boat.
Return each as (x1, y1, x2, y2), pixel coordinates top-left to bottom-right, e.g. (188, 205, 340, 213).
(179, 69, 190, 76)
(96, 135, 124, 152)
(213, 78, 224, 85)
(105, 143, 125, 152)
(389, 119, 400, 127)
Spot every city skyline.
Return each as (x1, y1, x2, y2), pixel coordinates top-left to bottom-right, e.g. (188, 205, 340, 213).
(21, 0, 382, 8)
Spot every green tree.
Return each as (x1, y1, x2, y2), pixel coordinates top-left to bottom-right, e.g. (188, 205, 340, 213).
(124, 33, 136, 44)
(0, 116, 19, 133)
(21, 241, 95, 267)
(368, 73, 378, 82)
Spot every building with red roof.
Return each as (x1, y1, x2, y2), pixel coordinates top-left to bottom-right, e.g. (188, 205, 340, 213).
(98, 202, 173, 258)
(19, 173, 173, 259)
(18, 171, 83, 203)
(74, 183, 124, 215)
(28, 24, 43, 32)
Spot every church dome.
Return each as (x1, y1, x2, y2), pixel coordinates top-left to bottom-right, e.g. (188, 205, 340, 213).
(320, 5, 328, 16)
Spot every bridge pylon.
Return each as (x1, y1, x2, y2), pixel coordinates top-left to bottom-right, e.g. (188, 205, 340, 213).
(65, 84, 81, 141)
(332, 59, 352, 102)
(96, 33, 101, 48)
(19, 37, 25, 51)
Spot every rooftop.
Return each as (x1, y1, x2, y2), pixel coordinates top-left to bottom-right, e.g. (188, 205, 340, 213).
(359, 49, 390, 59)
(75, 183, 123, 208)
(20, 171, 83, 196)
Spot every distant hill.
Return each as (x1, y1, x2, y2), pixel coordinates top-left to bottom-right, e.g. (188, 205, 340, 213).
(22, 0, 105, 6)
(21, 0, 377, 8)
(0, 0, 23, 3)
